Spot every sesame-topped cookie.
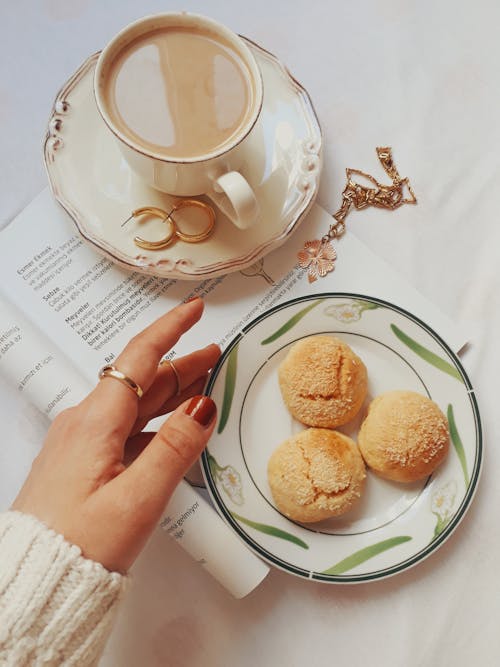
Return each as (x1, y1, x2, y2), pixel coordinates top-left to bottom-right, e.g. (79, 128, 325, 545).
(358, 390, 450, 483)
(267, 428, 366, 523)
(278, 335, 368, 428)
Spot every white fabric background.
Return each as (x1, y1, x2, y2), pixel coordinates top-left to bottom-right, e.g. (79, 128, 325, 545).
(0, 1, 498, 665)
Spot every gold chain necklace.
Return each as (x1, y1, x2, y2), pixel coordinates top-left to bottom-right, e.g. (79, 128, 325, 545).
(298, 147, 417, 282)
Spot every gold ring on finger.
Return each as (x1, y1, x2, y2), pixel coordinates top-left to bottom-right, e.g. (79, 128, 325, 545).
(98, 364, 144, 398)
(160, 358, 182, 397)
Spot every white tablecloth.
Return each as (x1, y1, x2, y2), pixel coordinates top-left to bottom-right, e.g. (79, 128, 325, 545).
(1, 1, 498, 665)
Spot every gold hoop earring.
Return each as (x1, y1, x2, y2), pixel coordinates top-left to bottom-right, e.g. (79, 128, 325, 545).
(170, 199, 216, 243)
(121, 199, 216, 251)
(128, 207, 176, 251)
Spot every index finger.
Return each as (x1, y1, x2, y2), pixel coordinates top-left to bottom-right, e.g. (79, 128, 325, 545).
(85, 297, 204, 435)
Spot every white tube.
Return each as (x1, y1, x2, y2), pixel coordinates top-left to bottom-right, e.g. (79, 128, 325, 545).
(160, 481, 269, 598)
(0, 294, 269, 597)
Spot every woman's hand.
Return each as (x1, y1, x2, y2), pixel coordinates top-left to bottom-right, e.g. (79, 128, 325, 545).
(12, 297, 219, 573)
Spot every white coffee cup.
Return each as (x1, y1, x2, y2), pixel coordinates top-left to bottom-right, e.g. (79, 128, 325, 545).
(94, 13, 263, 230)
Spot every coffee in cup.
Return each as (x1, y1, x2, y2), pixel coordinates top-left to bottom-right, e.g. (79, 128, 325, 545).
(103, 26, 256, 160)
(94, 14, 263, 229)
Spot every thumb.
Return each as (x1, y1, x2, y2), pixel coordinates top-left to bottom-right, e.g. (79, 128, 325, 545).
(116, 395, 217, 513)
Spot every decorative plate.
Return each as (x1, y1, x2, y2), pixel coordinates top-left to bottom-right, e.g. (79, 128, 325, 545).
(43, 39, 321, 280)
(201, 294, 482, 583)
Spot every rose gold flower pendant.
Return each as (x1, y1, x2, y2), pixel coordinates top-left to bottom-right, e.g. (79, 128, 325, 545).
(297, 239, 337, 283)
(297, 147, 417, 281)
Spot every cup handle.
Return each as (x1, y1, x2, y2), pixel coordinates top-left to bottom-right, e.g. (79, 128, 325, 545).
(209, 172, 260, 230)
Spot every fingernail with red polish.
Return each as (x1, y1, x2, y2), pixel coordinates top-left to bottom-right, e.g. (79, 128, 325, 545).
(186, 395, 216, 427)
(184, 296, 200, 304)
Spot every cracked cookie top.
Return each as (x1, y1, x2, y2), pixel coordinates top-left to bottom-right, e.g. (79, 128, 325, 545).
(267, 428, 366, 523)
(278, 335, 368, 428)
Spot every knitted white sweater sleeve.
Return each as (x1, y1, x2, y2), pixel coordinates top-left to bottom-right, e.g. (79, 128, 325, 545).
(0, 511, 128, 667)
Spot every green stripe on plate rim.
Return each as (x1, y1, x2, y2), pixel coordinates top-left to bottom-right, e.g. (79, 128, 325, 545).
(201, 293, 483, 583)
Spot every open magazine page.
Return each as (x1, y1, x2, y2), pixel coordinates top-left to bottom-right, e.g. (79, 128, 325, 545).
(0, 193, 310, 385)
(0, 293, 93, 418)
(0, 190, 466, 397)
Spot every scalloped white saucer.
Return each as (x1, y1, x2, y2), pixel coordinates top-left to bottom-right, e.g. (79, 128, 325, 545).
(44, 38, 322, 280)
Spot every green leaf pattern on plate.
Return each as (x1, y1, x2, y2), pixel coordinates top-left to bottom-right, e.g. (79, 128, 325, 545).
(231, 512, 309, 549)
(431, 480, 457, 539)
(205, 295, 480, 581)
(209, 454, 308, 549)
(207, 454, 244, 506)
(261, 299, 322, 344)
(324, 299, 379, 323)
(447, 404, 470, 487)
(321, 536, 412, 575)
(391, 324, 463, 382)
(217, 343, 239, 434)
